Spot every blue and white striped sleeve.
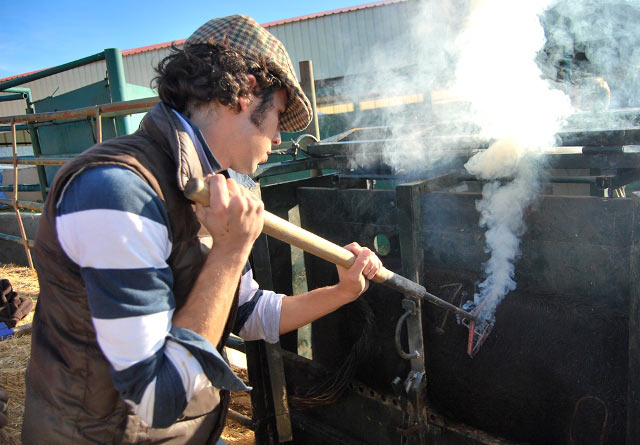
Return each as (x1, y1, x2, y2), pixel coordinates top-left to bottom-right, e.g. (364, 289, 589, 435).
(232, 263, 285, 344)
(55, 165, 247, 428)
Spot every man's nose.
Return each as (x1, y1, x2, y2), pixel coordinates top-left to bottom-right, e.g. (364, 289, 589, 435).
(272, 132, 282, 146)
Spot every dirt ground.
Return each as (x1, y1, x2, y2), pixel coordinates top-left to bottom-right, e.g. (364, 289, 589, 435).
(0, 264, 254, 445)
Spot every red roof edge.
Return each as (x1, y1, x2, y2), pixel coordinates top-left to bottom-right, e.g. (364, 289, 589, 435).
(1, 0, 406, 83)
(122, 39, 186, 57)
(122, 1, 408, 57)
(0, 67, 48, 84)
(262, 0, 407, 27)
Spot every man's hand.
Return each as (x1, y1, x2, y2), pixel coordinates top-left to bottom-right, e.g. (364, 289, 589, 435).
(0, 389, 8, 429)
(279, 242, 383, 335)
(335, 242, 382, 302)
(176, 174, 264, 346)
(195, 174, 264, 256)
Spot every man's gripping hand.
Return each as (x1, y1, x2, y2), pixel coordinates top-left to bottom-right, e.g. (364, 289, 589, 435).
(335, 242, 382, 302)
(195, 174, 264, 255)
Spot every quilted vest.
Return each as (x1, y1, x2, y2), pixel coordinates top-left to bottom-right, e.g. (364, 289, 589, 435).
(22, 103, 238, 444)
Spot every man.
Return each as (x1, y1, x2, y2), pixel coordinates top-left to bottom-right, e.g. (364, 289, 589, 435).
(22, 14, 381, 444)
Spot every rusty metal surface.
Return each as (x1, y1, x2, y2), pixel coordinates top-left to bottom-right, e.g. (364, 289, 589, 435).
(0, 156, 70, 166)
(0, 199, 43, 211)
(0, 96, 159, 125)
(0, 233, 35, 248)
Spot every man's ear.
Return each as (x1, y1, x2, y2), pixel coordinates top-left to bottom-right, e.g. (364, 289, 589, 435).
(239, 74, 258, 112)
(247, 74, 257, 90)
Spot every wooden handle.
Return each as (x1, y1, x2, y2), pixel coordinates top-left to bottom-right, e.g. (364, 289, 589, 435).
(184, 177, 393, 283)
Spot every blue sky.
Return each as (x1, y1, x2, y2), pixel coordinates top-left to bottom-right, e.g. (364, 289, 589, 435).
(0, 0, 370, 79)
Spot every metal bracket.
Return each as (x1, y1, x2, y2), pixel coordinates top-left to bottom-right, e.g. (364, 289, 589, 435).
(404, 370, 425, 394)
(395, 299, 421, 360)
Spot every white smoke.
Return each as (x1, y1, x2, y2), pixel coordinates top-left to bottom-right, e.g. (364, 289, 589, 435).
(540, 0, 640, 116)
(457, 0, 573, 326)
(333, 0, 638, 325)
(464, 142, 544, 324)
(338, 0, 472, 172)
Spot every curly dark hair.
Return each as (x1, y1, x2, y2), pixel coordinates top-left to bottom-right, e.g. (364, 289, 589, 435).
(153, 43, 287, 127)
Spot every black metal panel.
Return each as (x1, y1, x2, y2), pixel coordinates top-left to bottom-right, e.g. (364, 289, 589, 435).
(261, 175, 338, 353)
(282, 350, 496, 445)
(297, 188, 406, 386)
(282, 350, 405, 444)
(421, 192, 631, 444)
(628, 194, 640, 444)
(296, 186, 632, 444)
(421, 193, 633, 301)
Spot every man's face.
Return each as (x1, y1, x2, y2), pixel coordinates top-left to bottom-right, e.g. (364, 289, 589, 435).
(230, 88, 287, 174)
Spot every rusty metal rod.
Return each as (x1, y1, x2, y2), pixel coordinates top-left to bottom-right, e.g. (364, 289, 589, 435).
(0, 157, 71, 166)
(0, 96, 160, 125)
(0, 233, 35, 248)
(184, 178, 475, 321)
(0, 184, 40, 192)
(0, 198, 44, 211)
(11, 121, 33, 268)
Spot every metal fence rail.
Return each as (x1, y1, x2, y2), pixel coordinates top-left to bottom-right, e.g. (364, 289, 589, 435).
(0, 96, 159, 268)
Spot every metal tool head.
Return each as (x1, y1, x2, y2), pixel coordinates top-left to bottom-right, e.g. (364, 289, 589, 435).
(460, 297, 494, 358)
(464, 318, 494, 358)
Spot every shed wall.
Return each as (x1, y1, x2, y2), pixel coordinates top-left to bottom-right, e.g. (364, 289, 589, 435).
(0, 1, 414, 118)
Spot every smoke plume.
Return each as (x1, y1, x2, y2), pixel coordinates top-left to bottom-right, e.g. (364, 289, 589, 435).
(464, 143, 545, 325)
(336, 0, 639, 325)
(456, 0, 572, 326)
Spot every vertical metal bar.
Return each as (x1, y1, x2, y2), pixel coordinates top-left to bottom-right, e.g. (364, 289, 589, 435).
(299, 60, 321, 178)
(396, 183, 426, 371)
(95, 106, 103, 143)
(246, 340, 278, 444)
(104, 48, 131, 136)
(628, 194, 640, 443)
(23, 113, 48, 202)
(27, 123, 48, 202)
(252, 232, 293, 442)
(11, 120, 34, 269)
(14, 88, 49, 202)
(298, 61, 320, 140)
(396, 181, 428, 443)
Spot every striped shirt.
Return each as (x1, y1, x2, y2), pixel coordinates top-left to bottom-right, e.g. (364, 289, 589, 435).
(54, 133, 284, 429)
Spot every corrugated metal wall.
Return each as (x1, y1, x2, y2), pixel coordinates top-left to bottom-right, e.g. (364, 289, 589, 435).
(267, 0, 415, 80)
(0, 47, 174, 117)
(123, 47, 174, 90)
(0, 61, 107, 116)
(0, 0, 414, 118)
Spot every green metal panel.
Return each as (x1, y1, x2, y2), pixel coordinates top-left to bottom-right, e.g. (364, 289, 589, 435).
(33, 79, 156, 186)
(126, 83, 158, 131)
(35, 80, 116, 185)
